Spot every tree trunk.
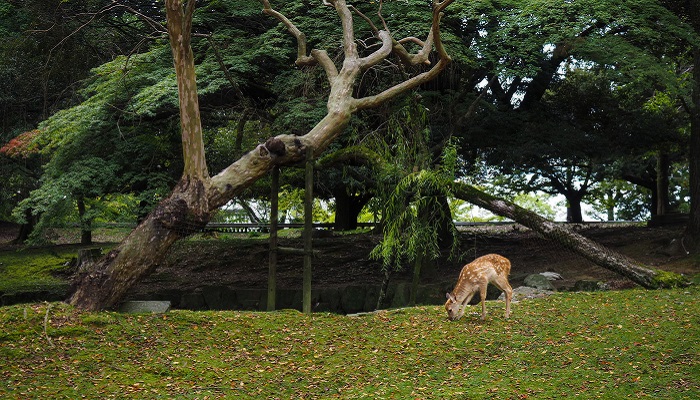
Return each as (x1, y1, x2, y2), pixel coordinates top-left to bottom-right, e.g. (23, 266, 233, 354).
(68, 1, 213, 310)
(450, 182, 687, 288)
(657, 151, 670, 216)
(566, 194, 584, 223)
(333, 190, 370, 231)
(13, 208, 36, 244)
(77, 198, 92, 245)
(68, 179, 210, 310)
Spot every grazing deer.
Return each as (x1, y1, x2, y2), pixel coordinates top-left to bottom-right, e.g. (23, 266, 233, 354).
(445, 254, 513, 321)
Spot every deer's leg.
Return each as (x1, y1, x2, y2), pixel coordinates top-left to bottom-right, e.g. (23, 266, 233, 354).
(494, 276, 513, 318)
(479, 283, 488, 320)
(503, 283, 512, 318)
(459, 292, 475, 320)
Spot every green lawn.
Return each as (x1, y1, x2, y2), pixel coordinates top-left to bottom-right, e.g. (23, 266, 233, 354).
(0, 246, 76, 296)
(1, 285, 698, 399)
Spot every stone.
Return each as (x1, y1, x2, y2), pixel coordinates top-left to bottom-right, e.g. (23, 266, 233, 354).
(340, 285, 366, 314)
(235, 289, 264, 310)
(389, 283, 410, 308)
(316, 288, 341, 313)
(201, 286, 237, 310)
(539, 271, 563, 280)
(119, 301, 171, 314)
(523, 274, 556, 291)
(363, 285, 381, 312)
(180, 293, 207, 310)
(276, 289, 302, 310)
(415, 284, 446, 305)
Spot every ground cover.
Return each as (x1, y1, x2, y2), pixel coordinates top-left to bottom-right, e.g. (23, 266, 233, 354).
(1, 284, 698, 399)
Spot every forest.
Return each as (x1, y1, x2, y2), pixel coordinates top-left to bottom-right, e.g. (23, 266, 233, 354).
(0, 0, 699, 310)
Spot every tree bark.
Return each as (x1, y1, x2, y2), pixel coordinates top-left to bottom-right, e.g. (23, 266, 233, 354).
(77, 197, 92, 245)
(67, 0, 455, 310)
(656, 151, 670, 216)
(566, 193, 584, 223)
(450, 182, 687, 288)
(13, 209, 36, 244)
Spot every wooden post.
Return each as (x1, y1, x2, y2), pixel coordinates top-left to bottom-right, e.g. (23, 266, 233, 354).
(267, 166, 279, 311)
(303, 146, 314, 314)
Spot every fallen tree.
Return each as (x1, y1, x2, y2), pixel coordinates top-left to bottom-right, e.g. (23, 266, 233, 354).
(450, 181, 689, 289)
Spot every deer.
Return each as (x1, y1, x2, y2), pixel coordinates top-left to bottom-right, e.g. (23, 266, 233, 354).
(445, 254, 513, 321)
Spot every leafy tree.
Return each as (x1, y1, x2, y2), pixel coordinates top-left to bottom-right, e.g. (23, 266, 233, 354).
(0, 0, 162, 238)
(659, 0, 700, 250)
(67, 0, 457, 310)
(445, 0, 696, 223)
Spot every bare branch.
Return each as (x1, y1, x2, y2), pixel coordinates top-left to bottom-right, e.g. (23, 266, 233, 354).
(359, 30, 393, 70)
(378, 0, 390, 33)
(311, 49, 339, 83)
(116, 3, 168, 34)
(389, 0, 455, 67)
(392, 31, 434, 66)
(212, 0, 455, 201)
(354, 0, 455, 110)
(207, 36, 247, 102)
(350, 5, 380, 35)
(332, 0, 359, 61)
(399, 37, 427, 47)
(182, 0, 195, 44)
(259, 0, 317, 67)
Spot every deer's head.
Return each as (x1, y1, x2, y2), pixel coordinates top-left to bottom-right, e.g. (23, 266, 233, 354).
(445, 292, 465, 321)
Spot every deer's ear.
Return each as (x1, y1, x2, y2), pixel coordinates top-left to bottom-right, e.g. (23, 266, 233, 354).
(446, 292, 454, 301)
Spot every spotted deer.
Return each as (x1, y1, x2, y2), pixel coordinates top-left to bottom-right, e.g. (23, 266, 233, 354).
(445, 254, 513, 321)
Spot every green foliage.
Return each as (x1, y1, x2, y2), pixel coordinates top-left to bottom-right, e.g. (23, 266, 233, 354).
(587, 179, 652, 221)
(276, 186, 333, 224)
(372, 170, 458, 271)
(1, 286, 699, 397)
(448, 0, 697, 219)
(362, 95, 462, 271)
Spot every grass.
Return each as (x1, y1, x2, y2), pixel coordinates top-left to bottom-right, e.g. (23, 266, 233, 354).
(0, 246, 76, 296)
(0, 226, 129, 296)
(1, 285, 698, 399)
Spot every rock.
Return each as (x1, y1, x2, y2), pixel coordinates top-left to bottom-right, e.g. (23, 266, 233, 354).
(653, 238, 691, 257)
(415, 284, 447, 305)
(275, 289, 302, 310)
(119, 300, 171, 314)
(573, 280, 609, 292)
(540, 272, 563, 280)
(523, 274, 556, 291)
(315, 288, 341, 313)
